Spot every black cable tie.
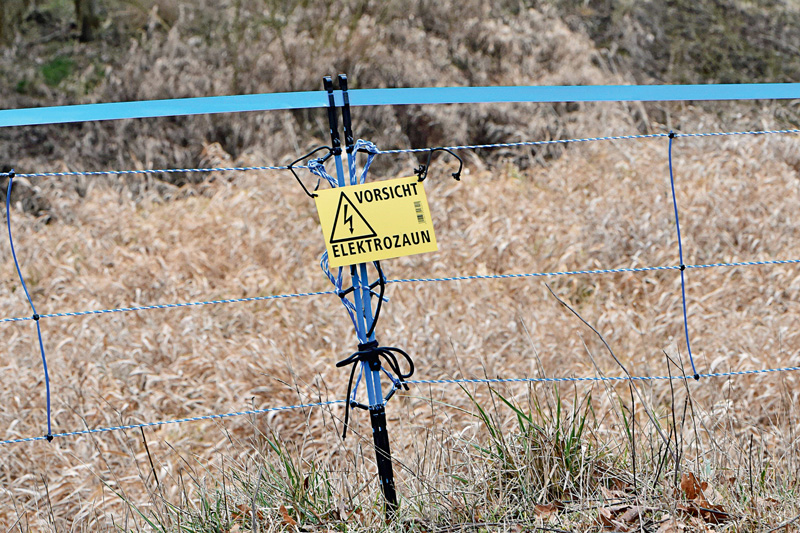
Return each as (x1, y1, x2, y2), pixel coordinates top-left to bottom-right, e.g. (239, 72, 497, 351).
(349, 401, 369, 411)
(680, 264, 686, 271)
(46, 434, 53, 442)
(384, 387, 397, 403)
(336, 339, 414, 439)
(32, 314, 40, 321)
(668, 131, 676, 139)
(357, 340, 379, 352)
(338, 286, 356, 299)
(415, 147, 463, 182)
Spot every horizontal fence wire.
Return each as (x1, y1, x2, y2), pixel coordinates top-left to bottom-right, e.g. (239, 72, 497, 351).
(0, 400, 344, 445)
(406, 366, 800, 386)
(7, 127, 800, 179)
(3, 365, 799, 446)
(0, 290, 337, 324)
(13, 165, 294, 179)
(2, 258, 799, 325)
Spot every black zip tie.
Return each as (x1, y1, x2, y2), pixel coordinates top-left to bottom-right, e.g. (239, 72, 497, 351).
(336, 340, 414, 439)
(287, 146, 332, 198)
(414, 147, 463, 182)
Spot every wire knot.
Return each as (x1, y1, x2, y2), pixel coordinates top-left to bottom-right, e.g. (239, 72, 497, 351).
(680, 264, 686, 271)
(336, 340, 414, 439)
(32, 314, 40, 321)
(668, 131, 676, 139)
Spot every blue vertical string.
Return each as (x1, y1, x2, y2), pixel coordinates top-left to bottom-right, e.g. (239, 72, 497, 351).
(5, 171, 53, 439)
(667, 134, 700, 380)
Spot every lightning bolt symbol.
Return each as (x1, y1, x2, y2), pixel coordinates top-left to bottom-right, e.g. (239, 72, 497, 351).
(344, 204, 354, 234)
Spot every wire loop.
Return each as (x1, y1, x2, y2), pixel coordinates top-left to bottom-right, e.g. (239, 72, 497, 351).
(288, 146, 332, 198)
(414, 147, 463, 182)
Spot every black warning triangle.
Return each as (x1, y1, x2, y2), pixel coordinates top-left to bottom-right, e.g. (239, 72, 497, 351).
(330, 192, 378, 243)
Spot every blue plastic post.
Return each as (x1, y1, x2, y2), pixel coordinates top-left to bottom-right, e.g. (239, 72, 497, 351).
(326, 74, 397, 515)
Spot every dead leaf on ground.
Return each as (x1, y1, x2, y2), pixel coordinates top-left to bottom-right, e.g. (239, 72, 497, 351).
(680, 472, 708, 501)
(534, 502, 561, 517)
(689, 516, 715, 531)
(619, 506, 646, 523)
(678, 472, 731, 524)
(601, 485, 631, 501)
(280, 504, 298, 526)
(597, 505, 635, 531)
(677, 502, 730, 525)
(656, 516, 685, 533)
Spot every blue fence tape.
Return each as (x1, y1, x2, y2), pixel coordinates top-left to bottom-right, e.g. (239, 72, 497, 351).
(2, 83, 800, 127)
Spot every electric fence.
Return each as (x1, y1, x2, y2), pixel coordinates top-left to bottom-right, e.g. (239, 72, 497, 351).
(2, 82, 800, 516)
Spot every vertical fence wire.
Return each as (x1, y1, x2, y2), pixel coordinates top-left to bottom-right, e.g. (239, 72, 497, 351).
(666, 133, 699, 379)
(5, 172, 53, 439)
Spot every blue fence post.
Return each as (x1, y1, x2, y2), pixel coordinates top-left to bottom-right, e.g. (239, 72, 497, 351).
(324, 76, 398, 517)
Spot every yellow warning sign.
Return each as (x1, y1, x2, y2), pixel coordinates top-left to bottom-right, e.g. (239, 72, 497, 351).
(315, 175, 438, 267)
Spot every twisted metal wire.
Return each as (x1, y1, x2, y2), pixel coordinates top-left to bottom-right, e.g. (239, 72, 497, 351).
(2, 258, 799, 325)
(3, 364, 799, 446)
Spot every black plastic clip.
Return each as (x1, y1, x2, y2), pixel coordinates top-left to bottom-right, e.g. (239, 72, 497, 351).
(323, 76, 342, 157)
(287, 146, 332, 198)
(338, 74, 355, 155)
(414, 147, 463, 182)
(365, 261, 386, 340)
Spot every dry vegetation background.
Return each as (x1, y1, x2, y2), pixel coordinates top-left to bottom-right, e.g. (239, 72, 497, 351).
(2, 0, 800, 530)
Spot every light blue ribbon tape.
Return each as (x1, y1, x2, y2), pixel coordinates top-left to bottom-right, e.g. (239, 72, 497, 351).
(2, 84, 799, 128)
